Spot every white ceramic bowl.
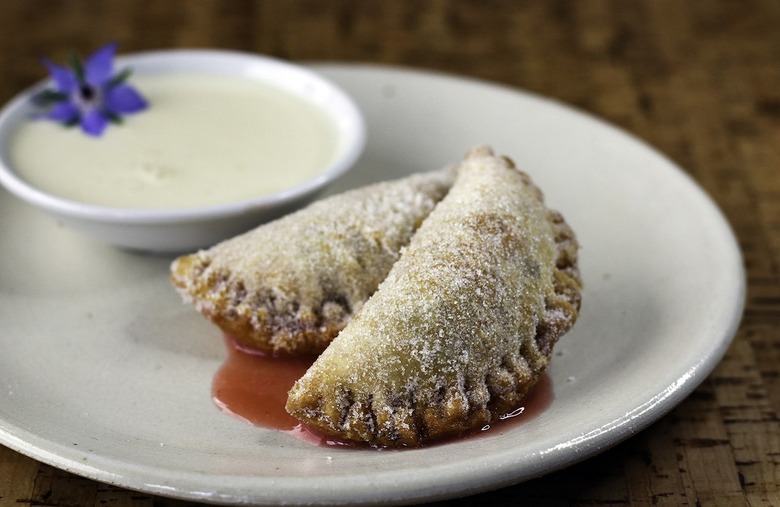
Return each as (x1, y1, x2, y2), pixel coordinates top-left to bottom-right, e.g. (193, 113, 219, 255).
(0, 49, 365, 253)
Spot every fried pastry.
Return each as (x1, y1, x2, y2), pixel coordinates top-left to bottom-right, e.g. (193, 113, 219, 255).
(286, 146, 581, 447)
(170, 167, 455, 355)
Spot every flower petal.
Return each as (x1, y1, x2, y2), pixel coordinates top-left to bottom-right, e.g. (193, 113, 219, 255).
(104, 84, 148, 114)
(45, 102, 80, 123)
(81, 109, 109, 137)
(84, 42, 118, 87)
(42, 58, 77, 93)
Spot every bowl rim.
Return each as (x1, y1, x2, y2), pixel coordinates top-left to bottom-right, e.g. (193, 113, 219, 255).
(0, 49, 366, 224)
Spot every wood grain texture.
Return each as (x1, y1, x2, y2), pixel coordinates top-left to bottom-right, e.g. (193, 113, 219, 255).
(1, 0, 778, 505)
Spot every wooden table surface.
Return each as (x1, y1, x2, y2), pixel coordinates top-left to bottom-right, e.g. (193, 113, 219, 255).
(0, 1, 778, 505)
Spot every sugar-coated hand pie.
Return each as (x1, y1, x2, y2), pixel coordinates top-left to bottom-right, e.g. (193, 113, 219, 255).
(172, 146, 582, 447)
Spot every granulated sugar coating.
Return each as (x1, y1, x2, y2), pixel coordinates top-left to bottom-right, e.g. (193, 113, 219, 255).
(286, 146, 582, 447)
(170, 167, 455, 355)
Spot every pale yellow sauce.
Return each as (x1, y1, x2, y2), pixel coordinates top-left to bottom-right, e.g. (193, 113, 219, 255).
(9, 74, 339, 208)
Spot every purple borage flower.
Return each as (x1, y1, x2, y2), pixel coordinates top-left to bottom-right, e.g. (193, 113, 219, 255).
(33, 43, 148, 137)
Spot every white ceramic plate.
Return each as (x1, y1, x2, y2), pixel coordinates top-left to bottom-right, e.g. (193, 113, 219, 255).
(0, 64, 744, 505)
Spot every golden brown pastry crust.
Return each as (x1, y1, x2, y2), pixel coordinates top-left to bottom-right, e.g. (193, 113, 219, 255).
(286, 146, 581, 447)
(170, 168, 455, 355)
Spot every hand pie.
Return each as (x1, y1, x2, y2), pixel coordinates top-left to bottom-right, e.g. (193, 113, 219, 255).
(286, 146, 582, 447)
(170, 168, 455, 355)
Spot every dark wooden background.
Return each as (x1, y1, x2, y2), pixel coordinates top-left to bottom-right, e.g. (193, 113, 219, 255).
(1, 1, 778, 505)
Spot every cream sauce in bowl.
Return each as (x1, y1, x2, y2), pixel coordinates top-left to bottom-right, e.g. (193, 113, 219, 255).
(0, 50, 365, 252)
(9, 74, 340, 209)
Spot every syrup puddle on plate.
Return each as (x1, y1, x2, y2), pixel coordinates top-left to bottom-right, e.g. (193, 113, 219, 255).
(211, 335, 331, 446)
(212, 335, 553, 448)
